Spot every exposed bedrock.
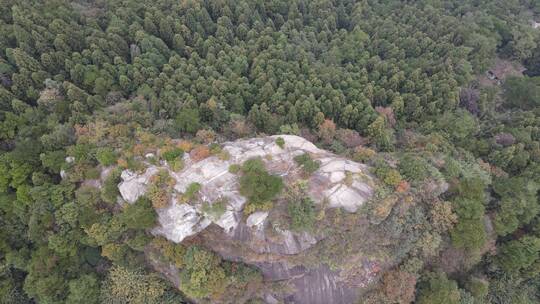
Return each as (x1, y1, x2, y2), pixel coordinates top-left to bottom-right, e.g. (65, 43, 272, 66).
(117, 135, 380, 303)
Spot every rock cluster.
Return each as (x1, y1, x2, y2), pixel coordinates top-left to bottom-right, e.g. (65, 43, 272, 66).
(117, 135, 374, 243)
(116, 135, 377, 303)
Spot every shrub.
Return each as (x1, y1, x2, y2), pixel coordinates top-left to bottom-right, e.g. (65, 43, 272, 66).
(293, 153, 320, 175)
(152, 237, 186, 268)
(288, 196, 316, 231)
(175, 108, 201, 134)
(201, 199, 227, 220)
(275, 137, 285, 148)
(416, 272, 461, 304)
(243, 201, 273, 215)
(100, 266, 166, 304)
(373, 161, 402, 187)
(160, 146, 184, 162)
(85, 167, 101, 180)
(465, 277, 488, 300)
(120, 197, 157, 230)
(183, 182, 201, 202)
(101, 168, 122, 204)
(336, 129, 365, 148)
(380, 270, 416, 304)
(196, 129, 216, 144)
(317, 119, 336, 144)
(177, 140, 194, 152)
(190, 145, 210, 162)
(398, 154, 431, 182)
(147, 170, 173, 208)
(239, 158, 283, 205)
(228, 164, 241, 174)
(353, 146, 376, 162)
(180, 246, 227, 299)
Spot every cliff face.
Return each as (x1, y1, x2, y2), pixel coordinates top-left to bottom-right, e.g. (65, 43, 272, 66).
(116, 135, 389, 303)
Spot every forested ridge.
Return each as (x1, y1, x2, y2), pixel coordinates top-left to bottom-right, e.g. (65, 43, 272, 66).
(1, 0, 540, 303)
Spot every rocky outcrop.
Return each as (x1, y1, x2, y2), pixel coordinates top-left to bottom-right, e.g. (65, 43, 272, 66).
(117, 135, 380, 303)
(118, 135, 374, 243)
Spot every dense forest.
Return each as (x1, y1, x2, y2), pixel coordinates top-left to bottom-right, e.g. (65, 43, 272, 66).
(1, 0, 540, 303)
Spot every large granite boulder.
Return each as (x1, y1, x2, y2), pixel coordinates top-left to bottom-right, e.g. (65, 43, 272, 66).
(117, 135, 381, 303)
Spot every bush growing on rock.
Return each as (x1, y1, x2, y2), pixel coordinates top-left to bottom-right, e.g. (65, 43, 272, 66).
(294, 153, 321, 175)
(160, 146, 184, 162)
(147, 170, 173, 208)
(196, 129, 216, 144)
(228, 164, 241, 174)
(101, 168, 122, 204)
(239, 158, 283, 207)
(190, 145, 211, 162)
(202, 199, 227, 220)
(275, 137, 285, 148)
(183, 182, 201, 202)
(288, 196, 316, 231)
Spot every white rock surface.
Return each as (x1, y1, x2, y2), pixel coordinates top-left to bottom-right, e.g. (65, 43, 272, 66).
(118, 166, 160, 203)
(118, 135, 374, 243)
(152, 203, 211, 243)
(247, 211, 269, 229)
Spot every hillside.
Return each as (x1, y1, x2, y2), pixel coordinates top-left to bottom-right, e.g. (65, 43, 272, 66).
(1, 1, 540, 303)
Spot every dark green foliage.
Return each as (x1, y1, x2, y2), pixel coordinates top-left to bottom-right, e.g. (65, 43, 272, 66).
(503, 76, 540, 110)
(398, 154, 431, 182)
(96, 147, 117, 166)
(416, 272, 461, 304)
(101, 168, 122, 204)
(275, 137, 285, 149)
(373, 160, 402, 187)
(465, 277, 489, 300)
(492, 177, 540, 236)
(120, 197, 157, 230)
(450, 198, 487, 251)
(0, 0, 538, 302)
(161, 147, 184, 162)
(450, 178, 488, 251)
(239, 158, 283, 204)
(175, 108, 201, 134)
(294, 153, 321, 175)
(496, 236, 540, 274)
(66, 274, 100, 304)
(288, 196, 316, 231)
(228, 164, 241, 174)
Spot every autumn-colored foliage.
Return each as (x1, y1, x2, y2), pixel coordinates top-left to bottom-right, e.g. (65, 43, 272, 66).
(381, 270, 417, 304)
(190, 145, 211, 162)
(318, 119, 336, 144)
